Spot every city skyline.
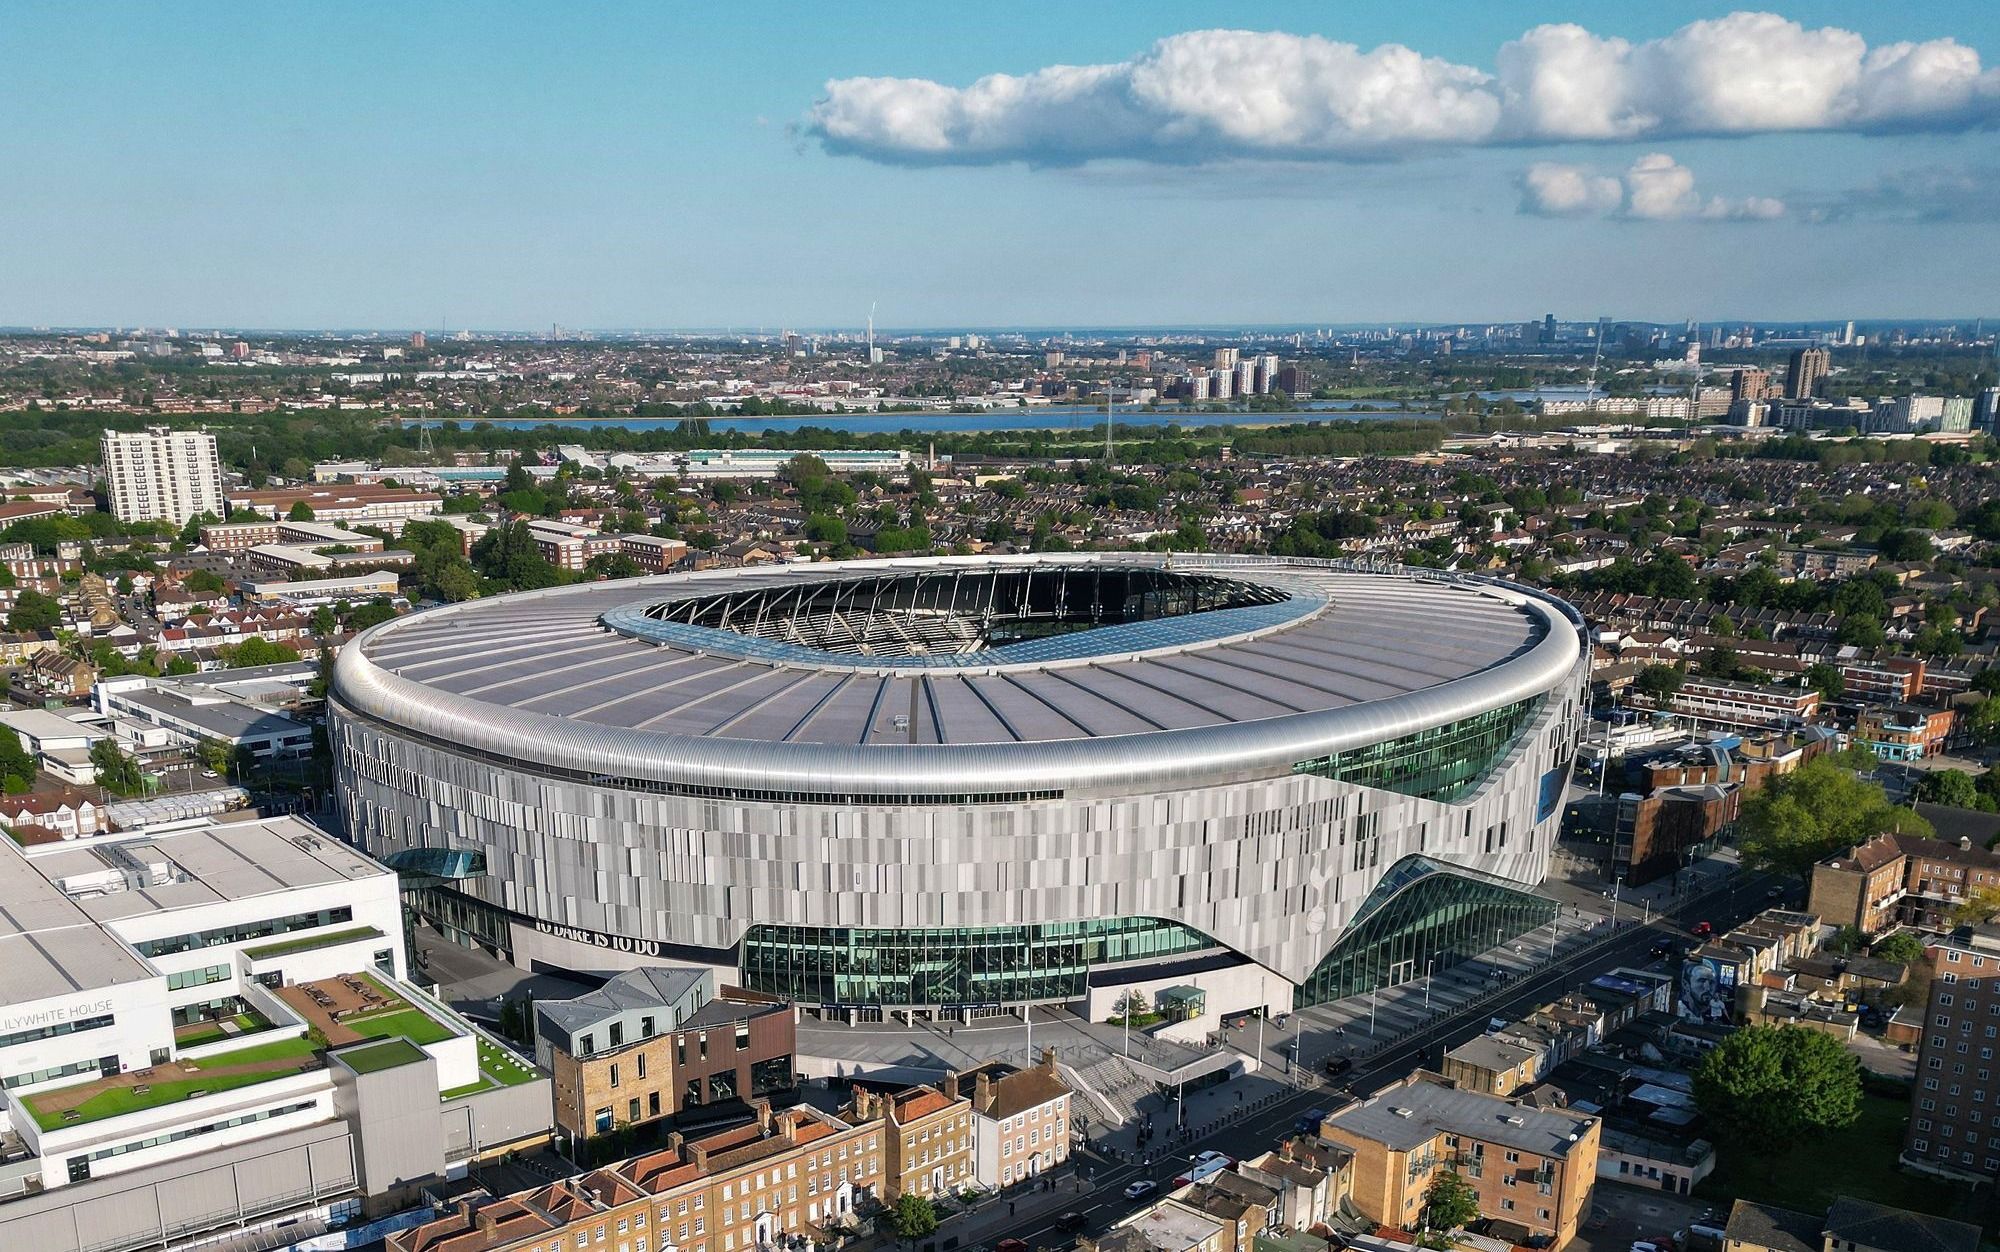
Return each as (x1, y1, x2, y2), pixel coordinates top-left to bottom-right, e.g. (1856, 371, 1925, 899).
(2, 2, 1997, 329)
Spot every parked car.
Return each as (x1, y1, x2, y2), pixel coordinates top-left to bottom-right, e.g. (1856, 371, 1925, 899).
(1296, 1108, 1329, 1135)
(1323, 1056, 1353, 1077)
(1692, 921, 1714, 939)
(1124, 1180, 1158, 1200)
(1057, 1213, 1089, 1232)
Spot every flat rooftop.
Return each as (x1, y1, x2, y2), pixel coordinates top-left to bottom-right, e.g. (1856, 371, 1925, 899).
(108, 684, 307, 742)
(0, 836, 154, 1005)
(1325, 1077, 1596, 1158)
(28, 816, 390, 924)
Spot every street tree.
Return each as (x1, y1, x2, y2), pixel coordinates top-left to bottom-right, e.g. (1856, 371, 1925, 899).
(1692, 1025, 1861, 1153)
(1737, 759, 1930, 881)
(1871, 932, 1926, 964)
(1632, 664, 1684, 701)
(888, 1194, 938, 1250)
(1423, 1169, 1480, 1233)
(90, 739, 148, 797)
(0, 726, 37, 793)
(7, 588, 61, 634)
(1915, 769, 1981, 811)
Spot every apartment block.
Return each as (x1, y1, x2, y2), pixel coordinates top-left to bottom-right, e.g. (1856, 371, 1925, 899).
(526, 519, 622, 571)
(1319, 1074, 1599, 1248)
(1810, 833, 2000, 937)
(100, 426, 223, 526)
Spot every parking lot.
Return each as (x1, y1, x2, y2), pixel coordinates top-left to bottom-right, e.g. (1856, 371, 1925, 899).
(1572, 1184, 1717, 1252)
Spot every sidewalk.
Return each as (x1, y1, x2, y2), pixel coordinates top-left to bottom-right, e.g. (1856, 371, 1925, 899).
(1292, 851, 1751, 1073)
(849, 1163, 1097, 1252)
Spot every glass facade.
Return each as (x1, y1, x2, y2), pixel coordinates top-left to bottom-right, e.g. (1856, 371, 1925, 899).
(1292, 698, 1541, 802)
(741, 917, 1216, 1008)
(1299, 856, 1558, 1005)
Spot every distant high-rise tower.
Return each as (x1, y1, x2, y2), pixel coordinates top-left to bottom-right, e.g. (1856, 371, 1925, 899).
(1784, 346, 1830, 399)
(1731, 367, 1773, 404)
(1542, 313, 1557, 343)
(1213, 347, 1239, 370)
(1976, 386, 2000, 433)
(101, 425, 223, 525)
(410, 331, 426, 349)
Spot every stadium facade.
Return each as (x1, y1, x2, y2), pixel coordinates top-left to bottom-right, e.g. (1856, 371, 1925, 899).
(330, 554, 1588, 1018)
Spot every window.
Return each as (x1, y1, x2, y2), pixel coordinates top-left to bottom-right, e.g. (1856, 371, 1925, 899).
(737, 1025, 752, 1051)
(166, 965, 230, 992)
(611, 1064, 621, 1089)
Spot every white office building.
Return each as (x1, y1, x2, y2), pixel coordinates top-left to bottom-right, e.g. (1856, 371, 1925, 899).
(100, 427, 224, 526)
(0, 816, 554, 1252)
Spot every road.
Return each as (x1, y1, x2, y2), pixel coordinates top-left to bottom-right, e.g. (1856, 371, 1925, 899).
(988, 866, 1785, 1251)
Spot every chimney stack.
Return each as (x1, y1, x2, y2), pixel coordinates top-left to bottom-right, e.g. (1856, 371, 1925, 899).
(1040, 1046, 1057, 1072)
(755, 1098, 773, 1136)
(975, 1070, 992, 1110)
(667, 1130, 684, 1155)
(689, 1143, 709, 1170)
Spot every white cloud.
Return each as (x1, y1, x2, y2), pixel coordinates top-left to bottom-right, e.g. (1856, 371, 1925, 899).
(1520, 154, 1785, 222)
(1520, 162, 1623, 216)
(808, 14, 2000, 165)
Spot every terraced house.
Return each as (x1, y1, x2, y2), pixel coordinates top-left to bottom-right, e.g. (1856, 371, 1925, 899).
(389, 1100, 885, 1252)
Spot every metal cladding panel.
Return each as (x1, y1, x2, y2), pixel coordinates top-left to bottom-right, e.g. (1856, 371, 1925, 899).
(68, 1189, 167, 1252)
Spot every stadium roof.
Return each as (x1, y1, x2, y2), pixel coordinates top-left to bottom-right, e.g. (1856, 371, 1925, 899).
(331, 554, 1584, 797)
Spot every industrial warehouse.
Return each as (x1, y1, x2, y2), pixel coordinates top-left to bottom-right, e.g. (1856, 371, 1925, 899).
(329, 553, 1590, 1022)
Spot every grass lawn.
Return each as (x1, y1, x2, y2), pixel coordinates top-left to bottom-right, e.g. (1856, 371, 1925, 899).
(478, 1037, 541, 1088)
(345, 1006, 456, 1046)
(175, 1010, 275, 1049)
(439, 1039, 542, 1102)
(1696, 1092, 1981, 1226)
(439, 1076, 497, 1101)
(31, 1034, 322, 1130)
(340, 1038, 426, 1074)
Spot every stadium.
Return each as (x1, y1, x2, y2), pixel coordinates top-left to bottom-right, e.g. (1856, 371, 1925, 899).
(329, 553, 1589, 1019)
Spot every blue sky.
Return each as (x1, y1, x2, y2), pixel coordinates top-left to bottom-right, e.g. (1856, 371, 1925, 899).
(3, 2, 1997, 330)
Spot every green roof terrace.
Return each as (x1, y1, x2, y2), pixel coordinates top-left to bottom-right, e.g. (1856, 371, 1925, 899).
(25, 1034, 324, 1131)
